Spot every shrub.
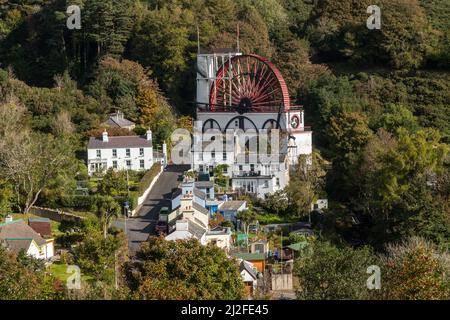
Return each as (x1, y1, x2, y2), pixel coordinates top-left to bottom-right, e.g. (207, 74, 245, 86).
(138, 163, 161, 196)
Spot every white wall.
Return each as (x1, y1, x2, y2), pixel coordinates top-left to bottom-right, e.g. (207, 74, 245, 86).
(87, 146, 153, 175)
(45, 241, 54, 259)
(205, 233, 231, 251)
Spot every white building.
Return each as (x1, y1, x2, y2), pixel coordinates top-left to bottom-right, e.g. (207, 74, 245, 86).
(0, 219, 54, 260)
(166, 176, 232, 251)
(192, 50, 312, 198)
(87, 130, 153, 175)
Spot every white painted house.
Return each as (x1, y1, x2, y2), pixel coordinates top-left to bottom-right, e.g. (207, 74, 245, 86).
(87, 130, 153, 175)
(192, 50, 313, 199)
(0, 219, 54, 260)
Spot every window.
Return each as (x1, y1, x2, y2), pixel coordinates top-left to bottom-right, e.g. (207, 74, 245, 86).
(199, 165, 204, 172)
(140, 160, 145, 169)
(264, 180, 269, 188)
(112, 149, 117, 158)
(223, 167, 228, 174)
(96, 150, 101, 158)
(126, 160, 132, 168)
(235, 120, 238, 127)
(113, 161, 118, 169)
(276, 178, 280, 187)
(223, 152, 227, 161)
(211, 151, 215, 159)
(239, 165, 243, 171)
(126, 149, 131, 157)
(139, 148, 144, 156)
(250, 164, 255, 172)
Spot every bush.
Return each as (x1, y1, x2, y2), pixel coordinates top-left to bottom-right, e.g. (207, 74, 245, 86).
(115, 191, 138, 211)
(60, 195, 94, 209)
(138, 163, 161, 196)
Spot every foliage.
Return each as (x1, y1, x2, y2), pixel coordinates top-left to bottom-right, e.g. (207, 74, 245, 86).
(361, 128, 449, 245)
(294, 240, 377, 300)
(0, 247, 64, 300)
(73, 229, 124, 282)
(380, 237, 450, 299)
(126, 237, 245, 300)
(0, 99, 77, 214)
(91, 195, 121, 238)
(286, 152, 326, 217)
(138, 164, 161, 196)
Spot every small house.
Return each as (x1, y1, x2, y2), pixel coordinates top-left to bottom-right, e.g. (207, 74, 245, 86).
(218, 200, 247, 223)
(0, 219, 54, 260)
(233, 252, 265, 273)
(105, 111, 136, 130)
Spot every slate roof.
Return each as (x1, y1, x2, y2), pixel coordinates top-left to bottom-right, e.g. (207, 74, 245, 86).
(188, 220, 207, 239)
(88, 136, 152, 149)
(5, 239, 34, 254)
(193, 188, 206, 200)
(0, 220, 47, 247)
(106, 112, 135, 128)
(106, 118, 135, 128)
(219, 201, 246, 211)
(171, 188, 182, 200)
(239, 260, 258, 280)
(193, 202, 209, 215)
(195, 181, 214, 189)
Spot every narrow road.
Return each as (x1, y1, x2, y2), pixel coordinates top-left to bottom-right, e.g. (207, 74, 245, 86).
(114, 165, 189, 254)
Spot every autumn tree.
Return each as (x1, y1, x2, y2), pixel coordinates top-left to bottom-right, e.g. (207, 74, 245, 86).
(380, 237, 450, 299)
(126, 237, 245, 300)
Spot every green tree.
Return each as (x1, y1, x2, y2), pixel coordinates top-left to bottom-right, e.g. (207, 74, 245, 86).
(0, 247, 64, 300)
(362, 128, 449, 245)
(286, 152, 326, 218)
(126, 237, 245, 300)
(91, 195, 121, 238)
(294, 241, 378, 300)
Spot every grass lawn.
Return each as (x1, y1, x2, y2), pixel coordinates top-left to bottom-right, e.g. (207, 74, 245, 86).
(48, 263, 93, 283)
(256, 213, 298, 225)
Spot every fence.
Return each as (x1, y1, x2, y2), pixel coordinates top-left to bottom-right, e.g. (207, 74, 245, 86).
(271, 273, 293, 291)
(29, 206, 85, 223)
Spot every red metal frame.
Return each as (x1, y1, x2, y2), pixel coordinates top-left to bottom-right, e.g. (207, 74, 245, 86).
(209, 54, 291, 113)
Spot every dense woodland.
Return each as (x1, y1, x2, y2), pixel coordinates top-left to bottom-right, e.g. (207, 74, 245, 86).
(0, 0, 450, 299)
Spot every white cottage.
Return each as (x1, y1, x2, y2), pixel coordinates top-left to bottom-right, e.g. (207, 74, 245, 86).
(87, 130, 153, 175)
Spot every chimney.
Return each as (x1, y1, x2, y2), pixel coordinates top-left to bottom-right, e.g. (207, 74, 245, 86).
(5, 215, 13, 223)
(146, 129, 152, 141)
(102, 129, 109, 142)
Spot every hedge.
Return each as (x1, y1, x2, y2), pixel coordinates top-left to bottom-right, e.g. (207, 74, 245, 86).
(138, 163, 162, 196)
(60, 195, 94, 209)
(115, 191, 139, 211)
